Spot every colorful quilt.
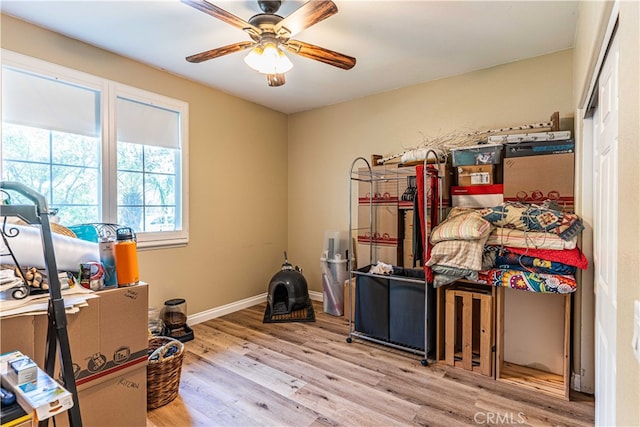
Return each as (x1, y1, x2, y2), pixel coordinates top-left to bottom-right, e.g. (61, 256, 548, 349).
(478, 202, 584, 241)
(500, 245, 589, 270)
(478, 269, 577, 294)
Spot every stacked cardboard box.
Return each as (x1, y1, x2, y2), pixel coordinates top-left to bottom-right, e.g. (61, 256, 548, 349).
(503, 152, 575, 212)
(0, 284, 149, 427)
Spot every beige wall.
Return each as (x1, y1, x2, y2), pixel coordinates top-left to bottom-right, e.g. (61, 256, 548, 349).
(1, 14, 290, 315)
(573, 1, 640, 425)
(288, 49, 573, 292)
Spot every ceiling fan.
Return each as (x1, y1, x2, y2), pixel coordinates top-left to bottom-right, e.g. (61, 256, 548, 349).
(181, 0, 356, 86)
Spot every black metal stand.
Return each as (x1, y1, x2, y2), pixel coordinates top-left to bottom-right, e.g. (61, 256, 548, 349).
(0, 181, 82, 427)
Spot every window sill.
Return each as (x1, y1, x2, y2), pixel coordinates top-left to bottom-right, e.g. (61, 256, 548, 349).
(136, 233, 188, 250)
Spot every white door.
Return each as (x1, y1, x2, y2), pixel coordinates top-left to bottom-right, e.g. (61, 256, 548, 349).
(593, 31, 619, 426)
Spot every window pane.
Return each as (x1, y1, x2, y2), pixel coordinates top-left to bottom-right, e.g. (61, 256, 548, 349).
(2, 123, 50, 163)
(145, 207, 175, 232)
(118, 206, 143, 233)
(1, 160, 51, 204)
(52, 165, 99, 205)
(144, 173, 175, 206)
(55, 205, 99, 226)
(144, 145, 176, 174)
(117, 141, 143, 172)
(117, 171, 143, 205)
(52, 131, 100, 167)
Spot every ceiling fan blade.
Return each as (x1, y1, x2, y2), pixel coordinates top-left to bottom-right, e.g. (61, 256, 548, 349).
(186, 41, 254, 63)
(285, 40, 356, 70)
(181, 0, 261, 38)
(274, 0, 338, 39)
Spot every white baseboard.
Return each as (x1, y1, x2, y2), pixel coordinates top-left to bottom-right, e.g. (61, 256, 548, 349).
(309, 290, 323, 301)
(188, 291, 324, 325)
(187, 293, 266, 325)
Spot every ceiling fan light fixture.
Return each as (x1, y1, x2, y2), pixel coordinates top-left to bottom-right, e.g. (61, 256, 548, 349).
(244, 41, 293, 75)
(267, 73, 286, 87)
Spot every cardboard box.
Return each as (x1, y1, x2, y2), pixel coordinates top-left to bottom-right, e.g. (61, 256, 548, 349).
(343, 278, 356, 321)
(403, 209, 414, 239)
(53, 366, 147, 427)
(403, 241, 416, 268)
(0, 315, 36, 362)
(33, 284, 149, 389)
(358, 164, 400, 203)
(356, 243, 397, 268)
(357, 204, 398, 245)
(456, 165, 495, 186)
(503, 153, 575, 211)
(451, 185, 504, 208)
(411, 164, 452, 207)
(1, 285, 149, 426)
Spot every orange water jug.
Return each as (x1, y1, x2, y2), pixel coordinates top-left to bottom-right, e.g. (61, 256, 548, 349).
(114, 227, 139, 287)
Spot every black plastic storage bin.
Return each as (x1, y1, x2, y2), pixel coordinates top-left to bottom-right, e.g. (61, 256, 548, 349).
(389, 268, 435, 352)
(354, 266, 435, 353)
(354, 269, 389, 341)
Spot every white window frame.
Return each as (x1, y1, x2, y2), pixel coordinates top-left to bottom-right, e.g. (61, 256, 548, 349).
(1, 50, 189, 249)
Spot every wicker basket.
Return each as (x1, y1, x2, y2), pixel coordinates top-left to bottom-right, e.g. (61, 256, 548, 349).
(147, 336, 185, 409)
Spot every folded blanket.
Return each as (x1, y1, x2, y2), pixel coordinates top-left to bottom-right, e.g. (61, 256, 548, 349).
(431, 265, 479, 287)
(496, 245, 589, 269)
(426, 233, 490, 272)
(430, 207, 492, 243)
(479, 202, 584, 241)
(478, 268, 577, 293)
(486, 228, 577, 250)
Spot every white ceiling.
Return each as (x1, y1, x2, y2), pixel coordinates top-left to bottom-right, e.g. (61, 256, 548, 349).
(1, 1, 579, 114)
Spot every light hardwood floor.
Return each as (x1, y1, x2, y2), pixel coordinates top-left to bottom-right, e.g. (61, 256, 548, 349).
(146, 301, 594, 426)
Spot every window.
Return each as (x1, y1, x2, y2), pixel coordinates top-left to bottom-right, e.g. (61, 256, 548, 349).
(1, 51, 189, 248)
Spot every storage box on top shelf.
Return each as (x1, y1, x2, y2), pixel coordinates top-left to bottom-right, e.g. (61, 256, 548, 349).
(503, 152, 575, 212)
(451, 143, 504, 167)
(451, 185, 504, 208)
(488, 130, 572, 144)
(456, 164, 495, 186)
(504, 139, 575, 158)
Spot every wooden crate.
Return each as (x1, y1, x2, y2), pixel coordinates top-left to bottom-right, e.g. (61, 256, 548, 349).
(444, 285, 494, 377)
(495, 287, 571, 400)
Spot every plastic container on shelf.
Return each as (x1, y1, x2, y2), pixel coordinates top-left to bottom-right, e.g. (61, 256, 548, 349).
(451, 143, 504, 166)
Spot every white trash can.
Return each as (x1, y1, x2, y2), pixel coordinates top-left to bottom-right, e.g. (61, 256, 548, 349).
(320, 255, 350, 316)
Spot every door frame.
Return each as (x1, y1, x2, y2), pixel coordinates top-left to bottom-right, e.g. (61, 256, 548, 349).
(576, 0, 619, 399)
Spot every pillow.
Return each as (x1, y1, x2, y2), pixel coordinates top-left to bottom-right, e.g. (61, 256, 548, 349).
(430, 208, 492, 243)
